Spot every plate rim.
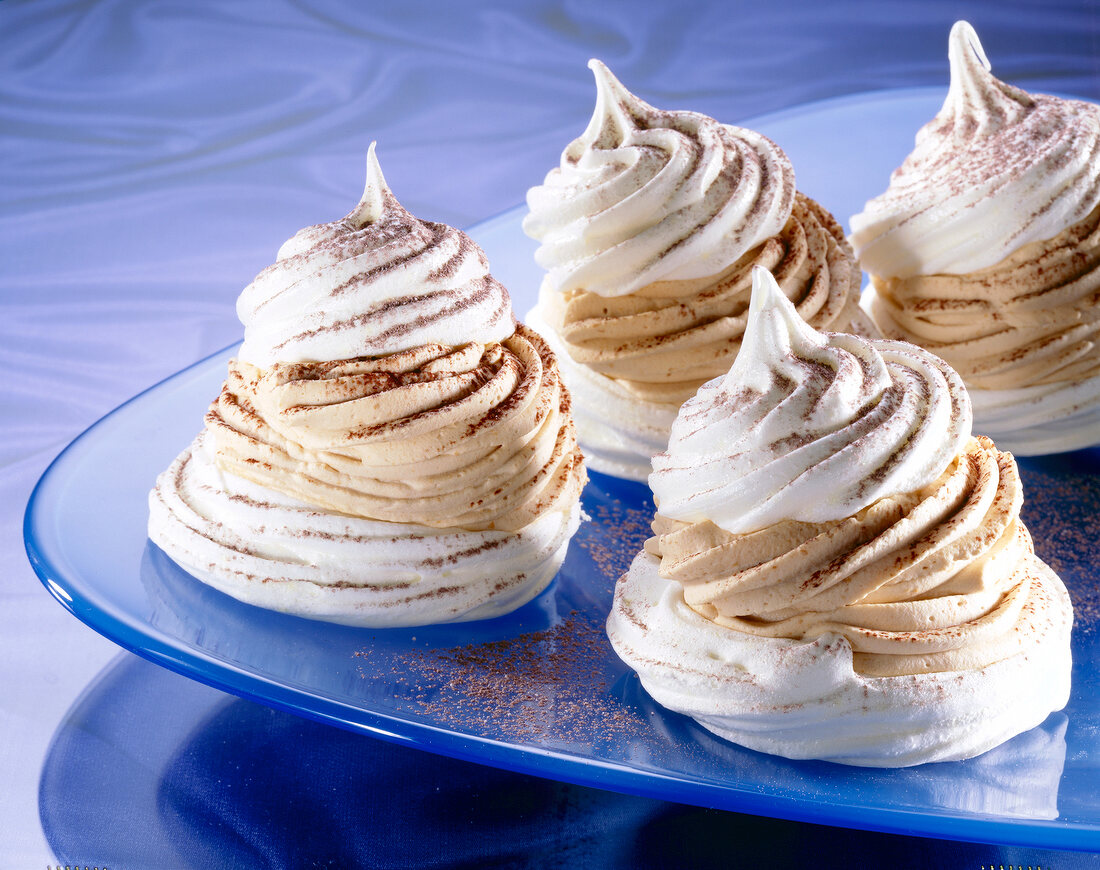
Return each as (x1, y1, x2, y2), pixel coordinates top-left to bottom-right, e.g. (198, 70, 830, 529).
(23, 86, 1100, 853)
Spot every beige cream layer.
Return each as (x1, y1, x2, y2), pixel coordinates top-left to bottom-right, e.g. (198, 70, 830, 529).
(869, 202, 1100, 391)
(539, 194, 870, 405)
(206, 323, 586, 532)
(648, 435, 1050, 678)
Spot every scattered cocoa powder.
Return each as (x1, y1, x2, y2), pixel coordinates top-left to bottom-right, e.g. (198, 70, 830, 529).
(348, 480, 659, 747)
(573, 491, 655, 594)
(346, 456, 1097, 758)
(1018, 458, 1100, 635)
(394, 613, 645, 744)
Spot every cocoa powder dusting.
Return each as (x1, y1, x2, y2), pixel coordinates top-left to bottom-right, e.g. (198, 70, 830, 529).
(1018, 456, 1100, 635)
(574, 490, 655, 592)
(339, 449, 1095, 756)
(347, 477, 658, 748)
(383, 614, 646, 744)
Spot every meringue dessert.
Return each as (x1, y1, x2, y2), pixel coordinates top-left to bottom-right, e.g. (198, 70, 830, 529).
(524, 60, 871, 481)
(149, 145, 587, 627)
(850, 21, 1100, 455)
(606, 266, 1073, 767)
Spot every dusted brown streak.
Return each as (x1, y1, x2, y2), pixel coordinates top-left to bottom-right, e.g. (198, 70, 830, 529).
(329, 224, 448, 296)
(272, 276, 509, 359)
(243, 204, 432, 315)
(210, 323, 585, 533)
(650, 436, 1045, 678)
(870, 201, 1100, 390)
(416, 537, 512, 570)
(425, 232, 480, 283)
(341, 344, 522, 443)
(543, 193, 870, 406)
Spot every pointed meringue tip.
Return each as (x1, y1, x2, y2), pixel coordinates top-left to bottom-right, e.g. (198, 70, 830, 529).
(349, 141, 390, 227)
(725, 266, 792, 384)
(949, 20, 990, 72)
(366, 139, 382, 177)
(749, 265, 781, 313)
(581, 58, 653, 148)
(588, 58, 619, 101)
(744, 265, 818, 346)
(588, 58, 633, 104)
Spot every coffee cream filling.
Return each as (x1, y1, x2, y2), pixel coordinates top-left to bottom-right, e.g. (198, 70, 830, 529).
(539, 193, 872, 406)
(207, 323, 586, 532)
(869, 202, 1100, 392)
(648, 435, 1045, 678)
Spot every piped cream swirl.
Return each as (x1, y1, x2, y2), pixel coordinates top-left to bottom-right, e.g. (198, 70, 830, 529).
(650, 267, 971, 534)
(608, 520, 1071, 765)
(524, 59, 795, 297)
(651, 436, 1039, 676)
(149, 432, 580, 627)
(850, 21, 1100, 278)
(523, 62, 870, 481)
(150, 146, 587, 626)
(208, 325, 584, 532)
(609, 267, 1072, 765)
(238, 143, 514, 367)
(538, 192, 869, 406)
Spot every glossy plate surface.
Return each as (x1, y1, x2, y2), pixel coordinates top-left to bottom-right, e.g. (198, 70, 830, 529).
(25, 89, 1100, 850)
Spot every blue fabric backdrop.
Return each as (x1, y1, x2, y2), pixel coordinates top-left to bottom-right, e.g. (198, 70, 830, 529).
(4, 0, 1100, 866)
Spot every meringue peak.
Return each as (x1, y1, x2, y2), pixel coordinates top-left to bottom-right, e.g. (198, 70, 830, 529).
(526, 59, 795, 297)
(580, 59, 656, 150)
(942, 20, 1033, 138)
(653, 266, 970, 534)
(347, 141, 394, 228)
(729, 266, 826, 391)
(237, 141, 514, 367)
(850, 20, 1100, 278)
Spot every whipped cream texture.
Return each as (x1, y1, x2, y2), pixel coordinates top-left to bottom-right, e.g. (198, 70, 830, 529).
(650, 267, 969, 534)
(208, 325, 583, 533)
(150, 146, 586, 626)
(524, 59, 795, 297)
(150, 431, 579, 626)
(608, 538, 1071, 766)
(523, 61, 870, 481)
(239, 144, 514, 367)
(609, 267, 1072, 766)
(850, 21, 1100, 279)
(967, 378, 1100, 455)
(525, 302, 677, 482)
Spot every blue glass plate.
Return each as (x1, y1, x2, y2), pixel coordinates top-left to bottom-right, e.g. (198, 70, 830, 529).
(25, 89, 1100, 851)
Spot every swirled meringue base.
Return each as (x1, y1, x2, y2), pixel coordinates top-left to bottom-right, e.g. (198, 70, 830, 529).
(607, 549, 1071, 767)
(149, 431, 581, 627)
(966, 377, 1100, 455)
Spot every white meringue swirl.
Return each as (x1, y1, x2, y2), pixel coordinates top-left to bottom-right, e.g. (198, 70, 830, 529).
(607, 545, 1071, 766)
(523, 59, 795, 297)
(968, 378, 1100, 455)
(150, 431, 579, 627)
(849, 21, 1100, 279)
(150, 146, 587, 627)
(650, 267, 971, 534)
(238, 143, 514, 367)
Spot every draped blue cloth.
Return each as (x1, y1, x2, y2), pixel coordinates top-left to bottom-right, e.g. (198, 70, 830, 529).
(4, 0, 1100, 866)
